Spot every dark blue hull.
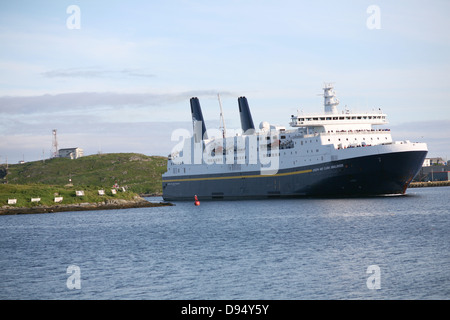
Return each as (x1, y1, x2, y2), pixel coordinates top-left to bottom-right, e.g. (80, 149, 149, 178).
(162, 150, 427, 200)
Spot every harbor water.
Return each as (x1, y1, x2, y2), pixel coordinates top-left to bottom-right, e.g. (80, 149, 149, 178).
(0, 187, 449, 300)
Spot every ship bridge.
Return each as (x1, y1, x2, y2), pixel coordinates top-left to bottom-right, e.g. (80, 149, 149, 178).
(289, 84, 387, 132)
(290, 112, 387, 130)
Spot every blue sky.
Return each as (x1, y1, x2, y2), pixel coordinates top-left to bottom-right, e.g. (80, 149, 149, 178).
(1, 0, 449, 164)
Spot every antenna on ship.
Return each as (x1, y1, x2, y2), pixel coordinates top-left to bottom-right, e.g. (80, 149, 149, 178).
(218, 93, 227, 138)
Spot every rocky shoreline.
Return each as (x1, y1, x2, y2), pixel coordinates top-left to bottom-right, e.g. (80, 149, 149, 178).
(0, 197, 173, 215)
(139, 193, 163, 197)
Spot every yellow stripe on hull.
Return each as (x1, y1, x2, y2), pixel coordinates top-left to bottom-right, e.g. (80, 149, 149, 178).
(163, 169, 312, 183)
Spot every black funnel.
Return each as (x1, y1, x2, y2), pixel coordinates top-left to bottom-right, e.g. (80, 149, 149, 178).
(190, 97, 208, 142)
(238, 96, 255, 134)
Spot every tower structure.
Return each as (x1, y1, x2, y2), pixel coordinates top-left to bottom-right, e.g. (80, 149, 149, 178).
(323, 83, 339, 114)
(52, 129, 58, 158)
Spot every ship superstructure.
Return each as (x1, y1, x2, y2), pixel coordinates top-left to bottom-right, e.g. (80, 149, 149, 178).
(162, 84, 428, 200)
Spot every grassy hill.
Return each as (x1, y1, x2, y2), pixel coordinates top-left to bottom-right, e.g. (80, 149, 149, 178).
(1, 153, 167, 195)
(0, 183, 142, 209)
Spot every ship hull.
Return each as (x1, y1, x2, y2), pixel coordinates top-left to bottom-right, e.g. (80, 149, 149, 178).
(162, 150, 427, 200)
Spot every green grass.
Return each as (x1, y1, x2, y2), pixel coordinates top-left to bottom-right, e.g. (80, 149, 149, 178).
(0, 184, 139, 208)
(1, 153, 168, 195)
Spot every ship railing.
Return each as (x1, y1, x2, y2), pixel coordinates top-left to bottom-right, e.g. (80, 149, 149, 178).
(321, 129, 391, 135)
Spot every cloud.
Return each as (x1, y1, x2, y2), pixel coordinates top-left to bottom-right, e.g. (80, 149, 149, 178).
(0, 89, 236, 163)
(41, 67, 156, 79)
(0, 90, 235, 116)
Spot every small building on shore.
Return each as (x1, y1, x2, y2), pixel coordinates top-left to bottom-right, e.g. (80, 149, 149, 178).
(414, 157, 450, 182)
(58, 147, 84, 159)
(422, 157, 446, 167)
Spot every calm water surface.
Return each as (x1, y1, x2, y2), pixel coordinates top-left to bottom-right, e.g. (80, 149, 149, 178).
(1, 187, 449, 299)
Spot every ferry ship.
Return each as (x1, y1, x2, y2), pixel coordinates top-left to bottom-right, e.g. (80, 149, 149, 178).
(162, 84, 428, 200)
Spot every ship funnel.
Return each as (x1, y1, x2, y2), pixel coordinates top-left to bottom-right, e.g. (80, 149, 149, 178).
(190, 97, 208, 143)
(238, 96, 255, 135)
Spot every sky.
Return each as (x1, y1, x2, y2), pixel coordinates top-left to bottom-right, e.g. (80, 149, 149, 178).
(1, 0, 449, 164)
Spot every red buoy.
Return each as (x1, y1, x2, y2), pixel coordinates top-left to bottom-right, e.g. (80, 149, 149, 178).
(194, 195, 200, 206)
